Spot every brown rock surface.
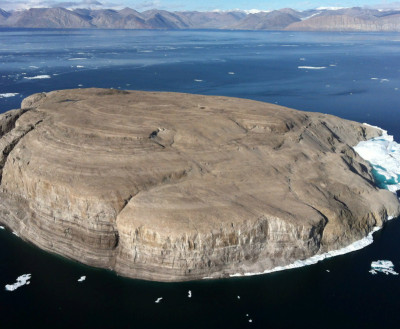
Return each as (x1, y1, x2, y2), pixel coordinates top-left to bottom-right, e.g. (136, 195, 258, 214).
(0, 88, 398, 281)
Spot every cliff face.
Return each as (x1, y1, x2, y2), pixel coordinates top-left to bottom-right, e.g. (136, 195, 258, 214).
(0, 89, 398, 281)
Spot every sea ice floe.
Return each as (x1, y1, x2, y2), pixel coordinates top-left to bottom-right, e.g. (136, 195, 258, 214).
(76, 65, 85, 68)
(188, 290, 192, 298)
(228, 72, 235, 75)
(29, 65, 39, 68)
(24, 75, 51, 80)
(77, 276, 86, 282)
(298, 66, 326, 70)
(0, 225, 4, 229)
(155, 297, 163, 303)
(5, 274, 31, 291)
(369, 260, 398, 275)
(0, 93, 19, 98)
(237, 295, 240, 299)
(194, 79, 203, 82)
(68, 58, 87, 60)
(380, 79, 389, 82)
(354, 126, 400, 193)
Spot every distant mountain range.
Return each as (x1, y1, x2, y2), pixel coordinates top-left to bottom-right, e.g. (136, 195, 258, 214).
(0, 6, 400, 31)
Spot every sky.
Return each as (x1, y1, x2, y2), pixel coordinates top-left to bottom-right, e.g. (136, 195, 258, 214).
(1, 0, 400, 12)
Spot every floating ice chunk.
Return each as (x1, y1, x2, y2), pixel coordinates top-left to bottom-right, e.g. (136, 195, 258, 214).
(237, 295, 240, 299)
(326, 269, 330, 272)
(0, 93, 19, 98)
(249, 319, 253, 323)
(77, 276, 86, 282)
(188, 290, 192, 298)
(0, 225, 4, 229)
(370, 260, 398, 275)
(76, 65, 85, 68)
(298, 66, 326, 70)
(371, 78, 379, 80)
(78, 84, 83, 87)
(354, 128, 400, 193)
(380, 79, 389, 82)
(329, 64, 337, 67)
(5, 274, 31, 291)
(194, 79, 203, 82)
(299, 58, 306, 61)
(155, 297, 163, 303)
(228, 72, 235, 75)
(369, 269, 377, 275)
(68, 58, 87, 60)
(24, 75, 51, 80)
(12, 231, 19, 236)
(29, 65, 38, 68)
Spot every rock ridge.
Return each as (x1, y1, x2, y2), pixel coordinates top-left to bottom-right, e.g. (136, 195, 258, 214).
(0, 88, 398, 281)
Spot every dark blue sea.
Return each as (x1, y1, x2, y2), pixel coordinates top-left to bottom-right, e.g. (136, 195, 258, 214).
(1, 29, 400, 329)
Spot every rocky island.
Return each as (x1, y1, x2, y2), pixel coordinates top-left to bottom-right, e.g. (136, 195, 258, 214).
(0, 88, 398, 281)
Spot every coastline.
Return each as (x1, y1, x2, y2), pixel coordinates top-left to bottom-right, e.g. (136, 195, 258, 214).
(227, 217, 394, 278)
(221, 124, 400, 279)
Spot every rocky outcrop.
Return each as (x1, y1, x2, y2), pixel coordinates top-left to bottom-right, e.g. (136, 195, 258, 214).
(0, 88, 398, 281)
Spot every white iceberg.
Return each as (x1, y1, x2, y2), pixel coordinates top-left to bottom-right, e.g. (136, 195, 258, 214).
(188, 290, 192, 298)
(370, 260, 398, 275)
(155, 297, 163, 303)
(298, 66, 326, 70)
(77, 276, 86, 282)
(24, 75, 51, 80)
(0, 93, 19, 98)
(5, 274, 31, 291)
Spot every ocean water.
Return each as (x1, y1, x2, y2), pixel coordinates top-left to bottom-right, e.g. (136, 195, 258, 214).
(1, 29, 400, 328)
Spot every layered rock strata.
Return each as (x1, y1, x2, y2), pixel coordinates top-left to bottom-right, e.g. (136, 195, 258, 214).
(0, 88, 398, 281)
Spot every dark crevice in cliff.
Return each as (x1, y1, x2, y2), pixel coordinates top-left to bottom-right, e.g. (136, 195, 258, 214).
(0, 108, 31, 138)
(340, 155, 375, 187)
(113, 232, 120, 249)
(0, 118, 43, 184)
(305, 204, 329, 253)
(116, 194, 134, 217)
